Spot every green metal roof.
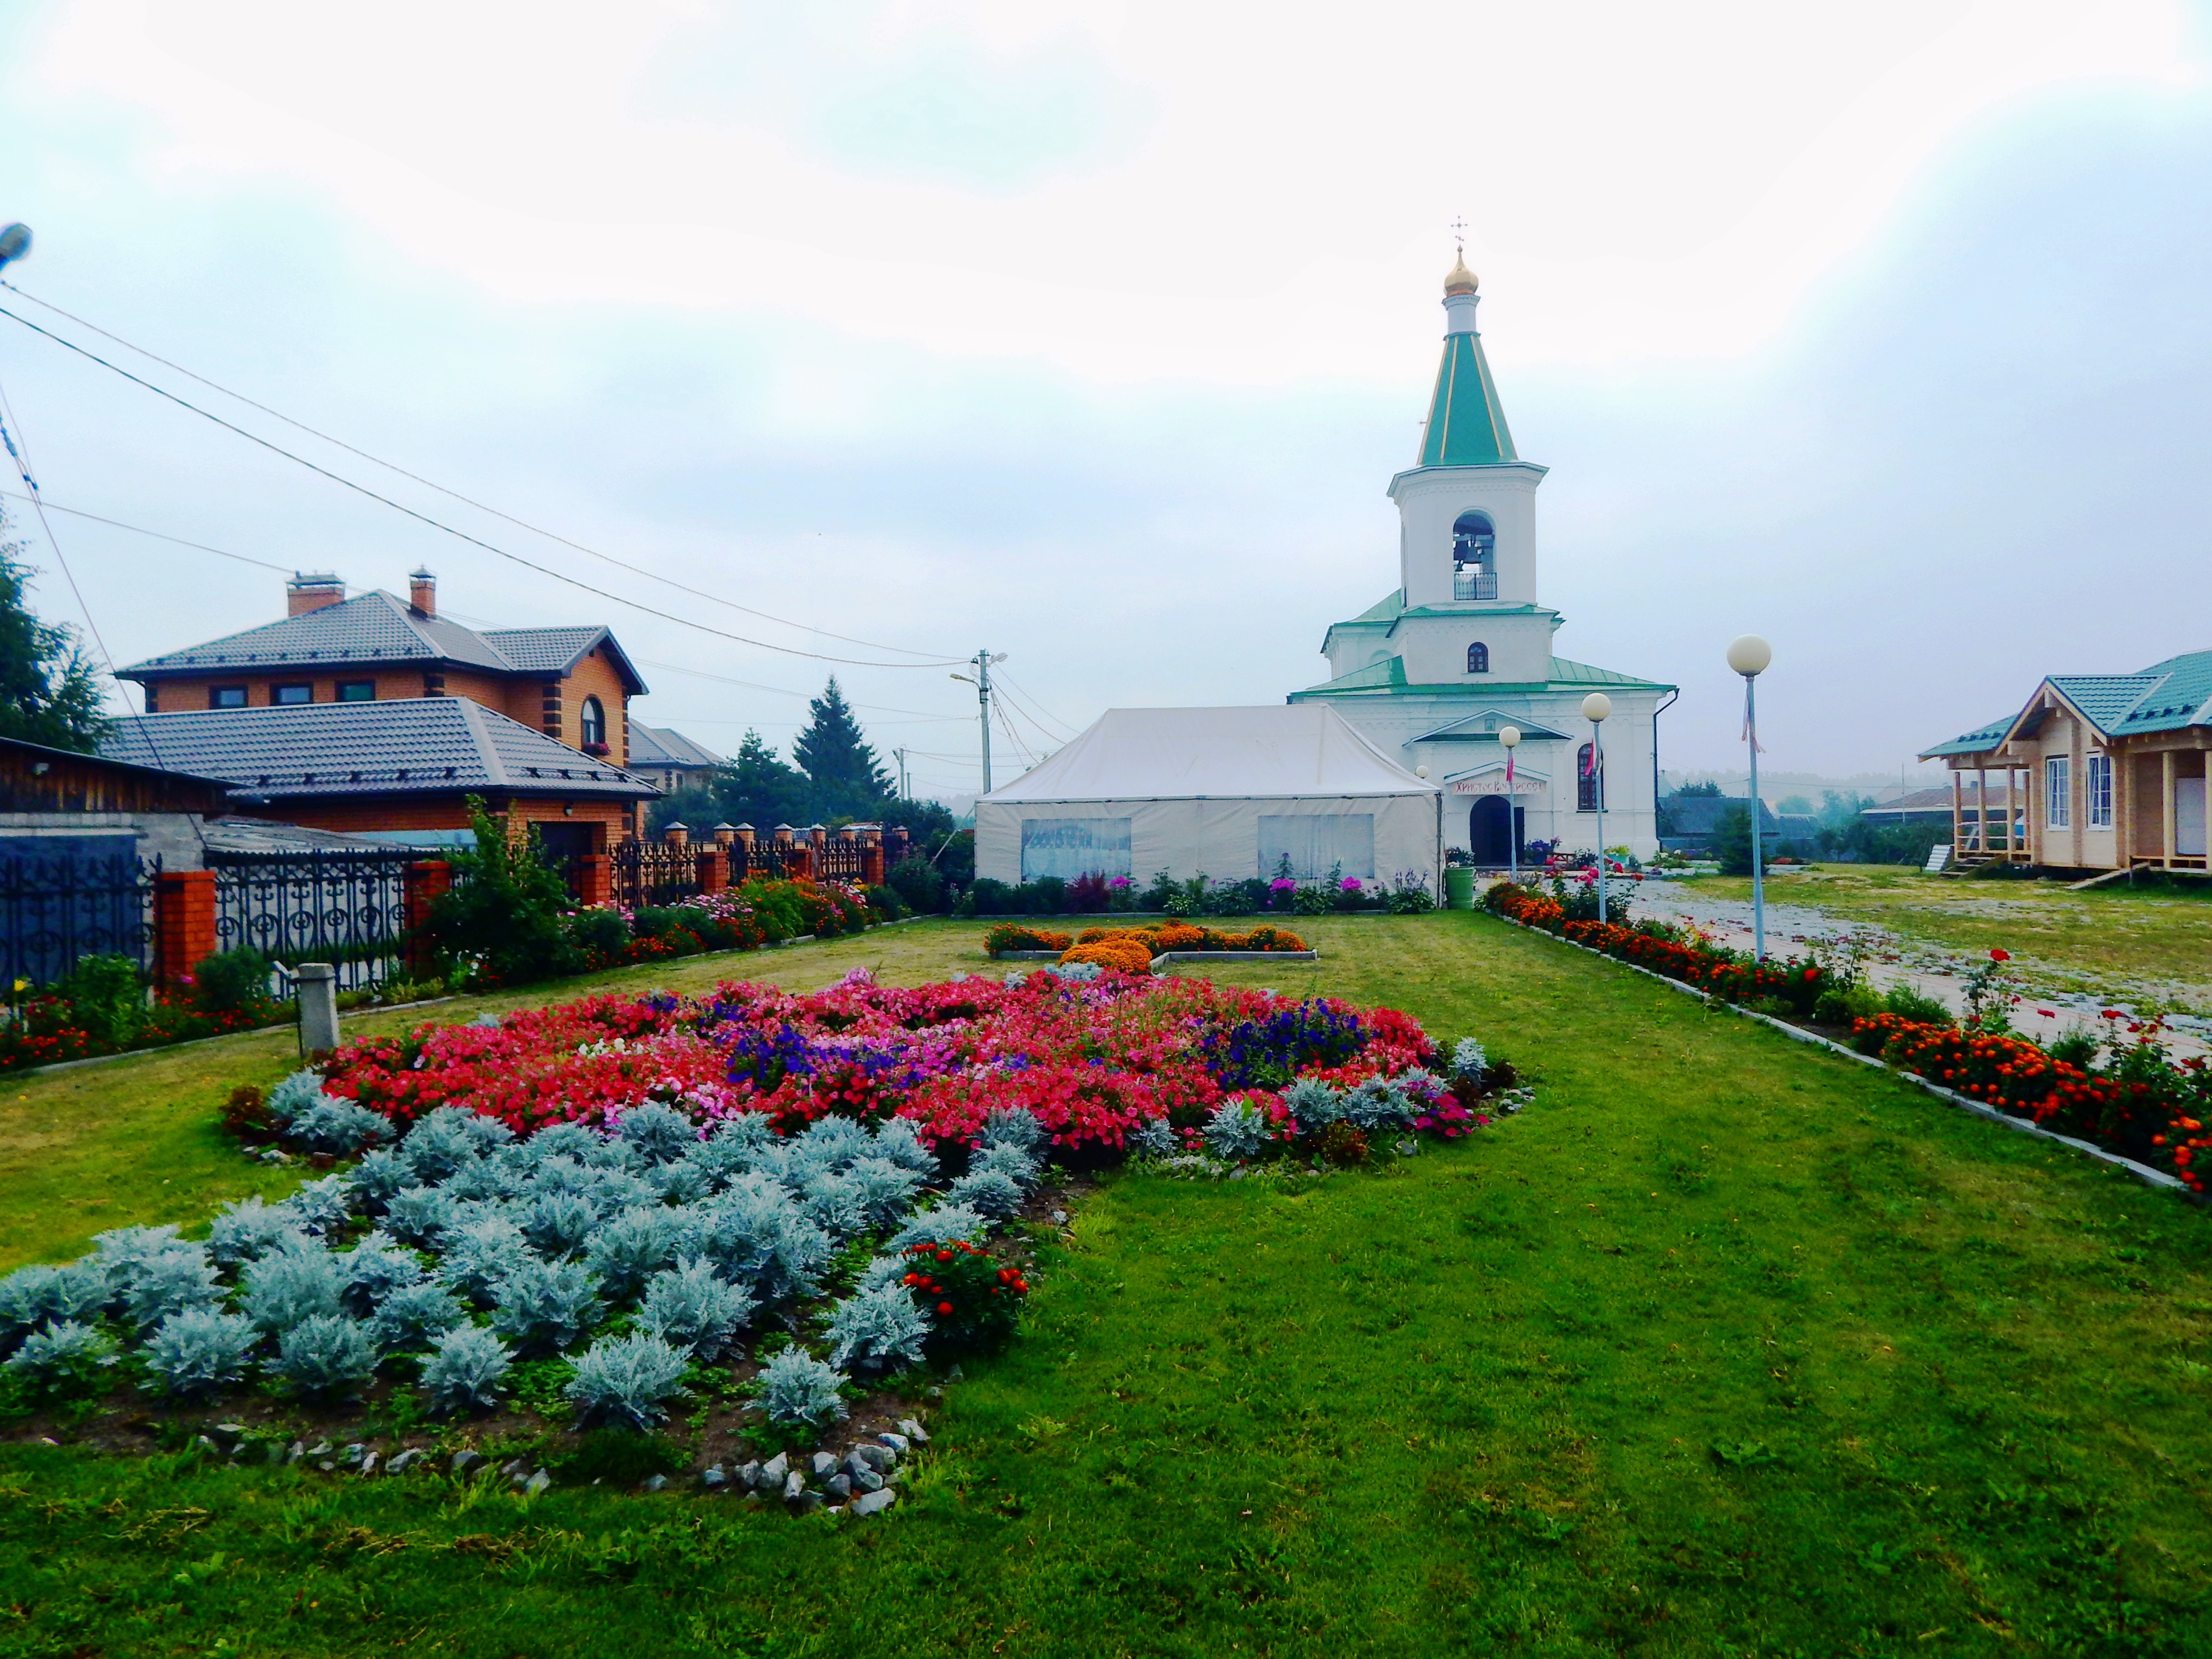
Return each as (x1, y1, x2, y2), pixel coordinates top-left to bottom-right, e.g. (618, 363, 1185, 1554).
(1921, 648, 2211, 759)
(1921, 716, 2015, 760)
(1418, 330, 1517, 467)
(1546, 656, 1671, 688)
(1289, 655, 1671, 701)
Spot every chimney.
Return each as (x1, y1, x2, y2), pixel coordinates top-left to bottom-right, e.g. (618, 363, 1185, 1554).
(286, 572, 345, 617)
(409, 567, 437, 617)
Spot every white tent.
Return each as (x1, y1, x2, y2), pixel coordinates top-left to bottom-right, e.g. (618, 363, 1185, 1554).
(975, 705, 1442, 894)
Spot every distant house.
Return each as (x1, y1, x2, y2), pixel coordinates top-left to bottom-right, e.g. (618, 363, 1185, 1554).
(1657, 793, 1782, 857)
(102, 698, 660, 864)
(627, 723, 724, 795)
(117, 570, 647, 767)
(1922, 648, 2209, 873)
(1860, 781, 2021, 837)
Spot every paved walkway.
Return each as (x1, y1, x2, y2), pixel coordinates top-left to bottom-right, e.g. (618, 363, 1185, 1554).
(1625, 880, 2212, 1061)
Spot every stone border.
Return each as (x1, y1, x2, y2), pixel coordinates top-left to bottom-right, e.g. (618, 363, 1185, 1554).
(1496, 915, 2193, 1199)
(988, 949, 1321, 966)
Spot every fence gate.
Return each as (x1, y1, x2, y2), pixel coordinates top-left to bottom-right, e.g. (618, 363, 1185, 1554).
(208, 849, 417, 997)
(0, 843, 160, 990)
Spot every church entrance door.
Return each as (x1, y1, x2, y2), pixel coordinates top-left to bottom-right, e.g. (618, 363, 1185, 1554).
(1469, 797, 1519, 867)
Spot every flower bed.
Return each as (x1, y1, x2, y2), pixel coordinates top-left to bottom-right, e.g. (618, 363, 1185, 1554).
(981, 924, 1074, 956)
(1, 968, 1520, 1504)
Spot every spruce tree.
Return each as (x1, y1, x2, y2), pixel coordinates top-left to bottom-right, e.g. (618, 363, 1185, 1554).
(719, 729, 816, 830)
(0, 514, 109, 753)
(792, 678, 889, 820)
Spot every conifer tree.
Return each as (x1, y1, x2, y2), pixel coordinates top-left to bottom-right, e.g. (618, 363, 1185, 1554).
(0, 514, 109, 753)
(793, 678, 889, 819)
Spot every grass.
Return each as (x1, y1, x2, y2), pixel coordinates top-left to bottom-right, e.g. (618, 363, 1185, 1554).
(4, 914, 2211, 1656)
(1678, 865, 2212, 1000)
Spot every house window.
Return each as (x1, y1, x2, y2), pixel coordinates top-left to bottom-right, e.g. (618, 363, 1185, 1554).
(1467, 642, 1489, 674)
(1577, 742, 1604, 813)
(2085, 753, 2112, 828)
(2045, 755, 2070, 829)
(336, 679, 375, 702)
(272, 683, 314, 706)
(579, 696, 608, 752)
(210, 685, 247, 709)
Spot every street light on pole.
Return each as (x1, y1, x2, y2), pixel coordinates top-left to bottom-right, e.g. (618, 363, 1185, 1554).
(1726, 634, 1773, 962)
(1498, 725, 1522, 884)
(1580, 693, 1611, 924)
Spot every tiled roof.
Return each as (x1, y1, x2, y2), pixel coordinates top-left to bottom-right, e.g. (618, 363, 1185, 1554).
(2047, 674, 2164, 729)
(1922, 648, 2211, 756)
(117, 593, 648, 694)
(629, 723, 724, 770)
(1921, 714, 2015, 759)
(101, 699, 659, 801)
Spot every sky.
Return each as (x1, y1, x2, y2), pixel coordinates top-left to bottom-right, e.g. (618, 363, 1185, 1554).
(0, 0, 2208, 799)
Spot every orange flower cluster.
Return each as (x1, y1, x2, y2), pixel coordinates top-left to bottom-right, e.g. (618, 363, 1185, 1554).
(1059, 938, 1155, 974)
(1071, 924, 1310, 954)
(983, 924, 1076, 956)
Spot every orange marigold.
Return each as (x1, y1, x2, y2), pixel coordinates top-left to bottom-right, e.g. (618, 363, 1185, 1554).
(1059, 938, 1155, 974)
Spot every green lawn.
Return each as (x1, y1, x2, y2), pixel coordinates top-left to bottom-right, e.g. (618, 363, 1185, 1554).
(1676, 865, 2212, 1003)
(4, 914, 2210, 1657)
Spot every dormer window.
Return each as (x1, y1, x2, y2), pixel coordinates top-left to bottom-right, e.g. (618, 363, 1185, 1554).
(1452, 511, 1496, 600)
(1466, 642, 1489, 674)
(580, 695, 609, 755)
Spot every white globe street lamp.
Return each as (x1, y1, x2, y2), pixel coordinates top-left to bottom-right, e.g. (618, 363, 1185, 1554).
(1580, 693, 1611, 923)
(1726, 634, 1772, 961)
(1498, 725, 1522, 884)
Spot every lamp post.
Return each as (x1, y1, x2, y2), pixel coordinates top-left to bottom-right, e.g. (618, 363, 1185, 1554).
(1498, 725, 1522, 883)
(1581, 693, 1611, 923)
(1726, 634, 1773, 962)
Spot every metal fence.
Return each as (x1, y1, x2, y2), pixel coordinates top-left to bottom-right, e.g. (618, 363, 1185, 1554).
(0, 848, 160, 991)
(612, 840, 703, 909)
(209, 849, 417, 997)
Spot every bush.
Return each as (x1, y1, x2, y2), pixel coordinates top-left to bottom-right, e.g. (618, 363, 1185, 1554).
(286, 1099, 394, 1158)
(947, 1167, 1026, 1219)
(518, 1190, 597, 1259)
(1203, 1097, 1274, 1161)
(886, 853, 945, 916)
(119, 1248, 223, 1331)
(240, 1248, 346, 1332)
(755, 1344, 847, 1430)
(584, 1207, 685, 1302)
(272, 1315, 379, 1398)
(418, 799, 584, 990)
(144, 1309, 258, 1399)
(5, 1320, 115, 1394)
(489, 1259, 602, 1356)
(984, 923, 1074, 955)
(825, 1283, 931, 1375)
(614, 1102, 698, 1164)
(340, 1234, 426, 1316)
(564, 1332, 691, 1431)
(636, 1260, 755, 1360)
(370, 1279, 470, 1352)
(421, 1325, 514, 1415)
(1882, 984, 1956, 1026)
(1383, 873, 1437, 914)
(897, 1237, 1026, 1359)
(1281, 1076, 1345, 1133)
(207, 1198, 306, 1269)
(190, 946, 276, 1016)
(52, 953, 145, 1048)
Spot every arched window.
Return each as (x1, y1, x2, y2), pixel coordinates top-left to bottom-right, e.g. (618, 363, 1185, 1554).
(579, 696, 608, 752)
(1577, 742, 1604, 813)
(1466, 642, 1489, 674)
(1453, 511, 1497, 600)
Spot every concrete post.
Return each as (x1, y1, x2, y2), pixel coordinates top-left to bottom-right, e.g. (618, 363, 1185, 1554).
(296, 962, 339, 1056)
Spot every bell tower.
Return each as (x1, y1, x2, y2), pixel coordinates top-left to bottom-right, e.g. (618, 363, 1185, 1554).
(1390, 250, 1548, 611)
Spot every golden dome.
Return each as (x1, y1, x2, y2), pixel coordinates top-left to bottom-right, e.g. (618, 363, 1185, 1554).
(1443, 249, 1478, 295)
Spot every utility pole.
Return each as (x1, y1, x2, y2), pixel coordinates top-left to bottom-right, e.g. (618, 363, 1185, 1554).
(952, 650, 1006, 796)
(893, 748, 909, 801)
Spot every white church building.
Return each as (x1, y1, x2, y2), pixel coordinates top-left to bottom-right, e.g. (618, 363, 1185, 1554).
(1286, 250, 1674, 864)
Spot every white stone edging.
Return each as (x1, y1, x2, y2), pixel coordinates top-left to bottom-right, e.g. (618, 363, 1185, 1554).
(1494, 915, 2192, 1198)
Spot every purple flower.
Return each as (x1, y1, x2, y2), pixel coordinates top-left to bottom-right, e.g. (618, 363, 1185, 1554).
(1339, 878, 1363, 892)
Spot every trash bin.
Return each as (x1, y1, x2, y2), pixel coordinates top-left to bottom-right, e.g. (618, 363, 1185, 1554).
(1444, 867, 1476, 910)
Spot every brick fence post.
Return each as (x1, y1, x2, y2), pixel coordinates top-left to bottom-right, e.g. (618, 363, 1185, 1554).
(403, 860, 451, 977)
(697, 849, 726, 894)
(154, 869, 217, 992)
(786, 845, 813, 882)
(577, 853, 612, 908)
(861, 827, 885, 886)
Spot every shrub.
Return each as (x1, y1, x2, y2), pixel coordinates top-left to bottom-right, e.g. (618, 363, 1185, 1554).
(240, 1247, 346, 1332)
(402, 1107, 490, 1184)
(439, 1217, 531, 1307)
(145, 1309, 258, 1399)
(421, 1325, 514, 1415)
(370, 1279, 471, 1352)
(266, 1069, 330, 1129)
(636, 1259, 755, 1360)
(897, 1237, 1026, 1358)
(615, 1103, 698, 1164)
(843, 1157, 924, 1229)
(1447, 1038, 1487, 1085)
(190, 946, 276, 1016)
(5, 1320, 115, 1393)
(52, 953, 147, 1048)
(802, 1172, 868, 1240)
(1318, 1120, 1370, 1166)
(755, 1345, 848, 1430)
(1203, 1097, 1274, 1161)
(984, 923, 1075, 956)
(564, 1332, 691, 1431)
(691, 1191, 832, 1303)
(207, 1197, 307, 1268)
(283, 1173, 358, 1237)
(349, 1149, 413, 1213)
(1342, 1077, 1418, 1132)
(120, 1248, 224, 1331)
(1281, 1076, 1345, 1133)
(381, 1187, 459, 1249)
(340, 1234, 426, 1315)
(978, 1107, 1046, 1157)
(886, 853, 945, 916)
(272, 1314, 380, 1398)
(1130, 1117, 1177, 1158)
(948, 1168, 1027, 1219)
(798, 1113, 875, 1169)
(971, 1141, 1041, 1191)
(489, 1258, 601, 1356)
(1383, 873, 1437, 914)
(886, 1203, 988, 1252)
(870, 1116, 939, 1180)
(85, 1223, 184, 1295)
(1883, 984, 1956, 1027)
(418, 800, 586, 989)
(825, 1282, 931, 1375)
(518, 1190, 598, 1259)
(584, 1207, 686, 1302)
(286, 1099, 394, 1158)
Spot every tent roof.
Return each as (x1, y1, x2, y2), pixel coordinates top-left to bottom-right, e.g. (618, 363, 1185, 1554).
(981, 705, 1438, 804)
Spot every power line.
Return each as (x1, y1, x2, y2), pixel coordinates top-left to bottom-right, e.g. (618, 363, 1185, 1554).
(0, 301, 964, 670)
(0, 488, 292, 573)
(1, 280, 953, 662)
(991, 668, 1077, 740)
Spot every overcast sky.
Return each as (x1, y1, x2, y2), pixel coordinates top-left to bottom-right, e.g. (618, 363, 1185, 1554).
(1, 0, 2207, 797)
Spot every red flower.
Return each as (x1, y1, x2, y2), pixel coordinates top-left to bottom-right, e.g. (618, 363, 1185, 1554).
(1989, 948, 2010, 962)
(937, 1301, 954, 1316)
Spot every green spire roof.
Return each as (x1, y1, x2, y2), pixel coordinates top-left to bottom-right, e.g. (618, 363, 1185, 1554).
(1417, 329, 1516, 467)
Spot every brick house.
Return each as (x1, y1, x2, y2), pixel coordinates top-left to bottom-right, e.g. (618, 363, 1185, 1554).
(626, 722, 725, 795)
(117, 570, 647, 766)
(101, 697, 659, 863)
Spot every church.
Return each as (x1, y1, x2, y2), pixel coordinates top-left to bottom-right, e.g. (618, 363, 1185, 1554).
(1287, 251, 1674, 864)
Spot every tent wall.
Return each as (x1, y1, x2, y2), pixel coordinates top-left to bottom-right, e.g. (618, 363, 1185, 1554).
(974, 795, 1440, 890)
